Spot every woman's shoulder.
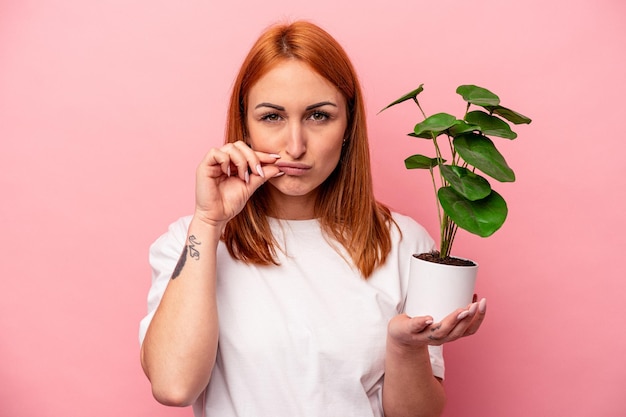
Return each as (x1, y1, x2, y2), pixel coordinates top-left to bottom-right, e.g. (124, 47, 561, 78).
(390, 211, 430, 237)
(162, 214, 193, 240)
(389, 211, 435, 253)
(169, 214, 193, 234)
(149, 215, 193, 255)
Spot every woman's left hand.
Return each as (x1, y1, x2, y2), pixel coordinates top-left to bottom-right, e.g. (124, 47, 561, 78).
(388, 298, 487, 348)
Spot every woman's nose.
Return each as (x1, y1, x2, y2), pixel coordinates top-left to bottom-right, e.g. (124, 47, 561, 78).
(285, 123, 306, 159)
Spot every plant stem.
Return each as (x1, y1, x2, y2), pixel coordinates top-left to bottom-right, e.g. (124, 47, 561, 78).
(431, 134, 450, 259)
(440, 215, 449, 257)
(413, 97, 427, 119)
(428, 166, 443, 247)
(414, 96, 447, 260)
(440, 215, 459, 259)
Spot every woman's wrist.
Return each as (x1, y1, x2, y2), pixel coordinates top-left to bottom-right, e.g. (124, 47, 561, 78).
(189, 214, 226, 243)
(386, 333, 430, 356)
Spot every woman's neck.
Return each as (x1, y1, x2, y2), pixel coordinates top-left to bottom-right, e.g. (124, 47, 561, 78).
(265, 187, 319, 220)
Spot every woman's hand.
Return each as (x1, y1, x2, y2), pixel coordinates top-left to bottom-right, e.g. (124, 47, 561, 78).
(194, 141, 282, 228)
(388, 298, 487, 349)
(382, 299, 486, 416)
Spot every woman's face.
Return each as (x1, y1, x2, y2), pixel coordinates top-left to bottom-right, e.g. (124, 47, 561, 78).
(246, 60, 348, 215)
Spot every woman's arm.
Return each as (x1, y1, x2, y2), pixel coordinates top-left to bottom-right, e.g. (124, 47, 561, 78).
(383, 299, 486, 417)
(140, 218, 222, 406)
(382, 316, 446, 417)
(140, 142, 281, 406)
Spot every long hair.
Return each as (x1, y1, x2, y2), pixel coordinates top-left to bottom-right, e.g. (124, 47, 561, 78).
(222, 21, 394, 278)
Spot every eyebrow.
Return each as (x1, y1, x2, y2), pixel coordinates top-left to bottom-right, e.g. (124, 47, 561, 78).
(254, 101, 337, 111)
(255, 102, 285, 111)
(306, 101, 337, 111)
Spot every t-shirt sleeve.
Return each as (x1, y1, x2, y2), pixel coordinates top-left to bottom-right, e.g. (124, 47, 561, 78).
(138, 216, 191, 345)
(428, 345, 445, 379)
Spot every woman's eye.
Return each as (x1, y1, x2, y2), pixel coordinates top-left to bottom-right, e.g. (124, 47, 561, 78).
(260, 113, 281, 122)
(308, 111, 329, 122)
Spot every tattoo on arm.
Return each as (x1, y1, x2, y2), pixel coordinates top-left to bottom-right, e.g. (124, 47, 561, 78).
(189, 235, 201, 260)
(171, 245, 188, 280)
(171, 235, 202, 280)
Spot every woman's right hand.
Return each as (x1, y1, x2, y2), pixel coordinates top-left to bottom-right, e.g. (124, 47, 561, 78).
(194, 141, 282, 229)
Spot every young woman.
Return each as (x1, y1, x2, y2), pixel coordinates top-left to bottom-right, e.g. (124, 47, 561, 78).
(139, 20, 486, 417)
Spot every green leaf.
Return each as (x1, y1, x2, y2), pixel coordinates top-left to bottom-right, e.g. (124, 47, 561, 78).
(456, 85, 500, 107)
(408, 132, 433, 139)
(404, 154, 444, 169)
(465, 111, 517, 139)
(449, 119, 479, 136)
(440, 165, 491, 201)
(454, 133, 516, 182)
(414, 113, 457, 137)
(438, 187, 508, 237)
(484, 105, 532, 125)
(379, 84, 424, 113)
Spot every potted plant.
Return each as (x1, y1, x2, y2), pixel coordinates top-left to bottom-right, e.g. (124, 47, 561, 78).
(379, 84, 531, 320)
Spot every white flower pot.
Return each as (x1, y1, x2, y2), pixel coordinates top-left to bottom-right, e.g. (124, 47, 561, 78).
(404, 255, 478, 322)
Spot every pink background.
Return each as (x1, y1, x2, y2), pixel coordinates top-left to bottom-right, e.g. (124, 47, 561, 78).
(2, 1, 625, 416)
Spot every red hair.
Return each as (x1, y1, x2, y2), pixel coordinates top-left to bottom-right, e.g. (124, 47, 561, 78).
(222, 21, 394, 278)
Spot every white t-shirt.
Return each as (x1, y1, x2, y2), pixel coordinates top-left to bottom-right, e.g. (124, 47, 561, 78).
(139, 212, 444, 417)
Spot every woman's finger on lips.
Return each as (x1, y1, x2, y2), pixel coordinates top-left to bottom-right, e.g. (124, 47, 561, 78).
(203, 148, 231, 177)
(233, 141, 267, 179)
(256, 151, 282, 165)
(233, 141, 282, 176)
(222, 143, 252, 183)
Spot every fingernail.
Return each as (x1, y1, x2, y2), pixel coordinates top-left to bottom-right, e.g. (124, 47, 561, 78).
(457, 310, 470, 320)
(273, 171, 285, 178)
(244, 171, 250, 184)
(478, 298, 487, 313)
(256, 164, 265, 178)
(469, 302, 478, 315)
(269, 153, 281, 158)
(425, 319, 434, 325)
(227, 165, 231, 177)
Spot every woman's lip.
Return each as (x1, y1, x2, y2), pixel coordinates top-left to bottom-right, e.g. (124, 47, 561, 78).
(275, 161, 311, 175)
